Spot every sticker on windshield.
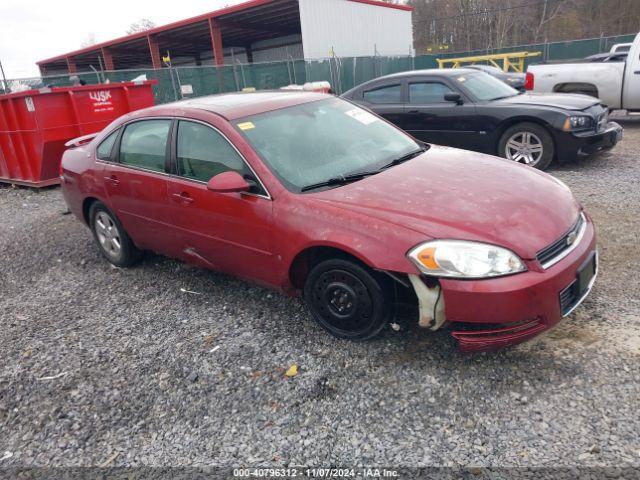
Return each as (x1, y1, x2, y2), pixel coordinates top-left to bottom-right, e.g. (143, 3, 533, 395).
(237, 121, 255, 131)
(345, 108, 378, 125)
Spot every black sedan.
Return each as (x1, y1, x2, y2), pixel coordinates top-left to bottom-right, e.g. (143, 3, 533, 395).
(466, 64, 526, 90)
(341, 69, 623, 170)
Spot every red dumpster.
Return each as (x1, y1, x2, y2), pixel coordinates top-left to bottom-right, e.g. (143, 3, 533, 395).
(0, 80, 157, 187)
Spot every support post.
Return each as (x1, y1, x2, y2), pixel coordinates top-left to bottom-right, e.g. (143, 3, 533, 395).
(208, 18, 224, 67)
(208, 18, 225, 93)
(147, 35, 162, 70)
(246, 45, 254, 64)
(66, 57, 77, 74)
(101, 48, 115, 71)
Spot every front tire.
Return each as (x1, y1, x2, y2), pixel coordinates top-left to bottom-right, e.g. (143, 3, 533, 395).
(498, 122, 554, 170)
(89, 202, 141, 268)
(303, 258, 392, 340)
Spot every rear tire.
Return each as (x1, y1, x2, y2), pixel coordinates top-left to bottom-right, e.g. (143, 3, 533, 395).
(89, 202, 141, 268)
(498, 122, 554, 170)
(303, 258, 392, 341)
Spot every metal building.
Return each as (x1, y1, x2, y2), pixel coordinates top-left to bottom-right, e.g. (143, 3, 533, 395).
(37, 0, 414, 76)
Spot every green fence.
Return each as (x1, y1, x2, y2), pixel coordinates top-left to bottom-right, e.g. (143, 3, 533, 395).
(2, 33, 635, 103)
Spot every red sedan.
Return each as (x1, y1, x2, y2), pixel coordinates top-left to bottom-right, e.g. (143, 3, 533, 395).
(60, 92, 597, 352)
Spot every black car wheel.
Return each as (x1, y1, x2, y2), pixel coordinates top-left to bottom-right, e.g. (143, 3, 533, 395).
(303, 258, 391, 340)
(89, 202, 141, 267)
(498, 122, 554, 170)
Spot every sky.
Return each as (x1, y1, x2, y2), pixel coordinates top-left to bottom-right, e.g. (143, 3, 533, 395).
(0, 0, 246, 79)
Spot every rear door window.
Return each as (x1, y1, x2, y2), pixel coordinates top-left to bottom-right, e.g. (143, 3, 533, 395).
(362, 84, 402, 104)
(119, 120, 171, 173)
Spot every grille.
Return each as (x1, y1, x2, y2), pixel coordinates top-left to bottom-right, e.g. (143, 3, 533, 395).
(537, 214, 585, 268)
(559, 281, 579, 316)
(451, 317, 547, 352)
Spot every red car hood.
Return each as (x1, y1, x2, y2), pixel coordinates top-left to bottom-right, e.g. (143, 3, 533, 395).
(311, 146, 581, 260)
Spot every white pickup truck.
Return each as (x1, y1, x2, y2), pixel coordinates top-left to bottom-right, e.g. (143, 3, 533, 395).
(526, 32, 640, 111)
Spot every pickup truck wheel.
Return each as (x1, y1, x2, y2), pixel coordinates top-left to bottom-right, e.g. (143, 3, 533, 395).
(498, 123, 554, 170)
(303, 258, 391, 341)
(89, 202, 141, 267)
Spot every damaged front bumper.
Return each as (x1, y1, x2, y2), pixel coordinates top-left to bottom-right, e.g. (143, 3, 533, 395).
(406, 219, 597, 352)
(408, 274, 445, 330)
(556, 121, 623, 162)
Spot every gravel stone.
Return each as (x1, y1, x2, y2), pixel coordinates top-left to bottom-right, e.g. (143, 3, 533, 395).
(0, 118, 639, 469)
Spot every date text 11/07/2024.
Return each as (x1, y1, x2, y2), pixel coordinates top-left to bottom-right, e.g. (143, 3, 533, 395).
(232, 468, 400, 478)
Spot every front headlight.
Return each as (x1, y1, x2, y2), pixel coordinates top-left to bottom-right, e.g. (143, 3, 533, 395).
(563, 116, 593, 131)
(407, 240, 526, 279)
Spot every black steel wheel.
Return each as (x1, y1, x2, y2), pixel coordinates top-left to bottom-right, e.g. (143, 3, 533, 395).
(303, 258, 391, 340)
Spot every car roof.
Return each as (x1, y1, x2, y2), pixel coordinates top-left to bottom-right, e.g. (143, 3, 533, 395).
(375, 68, 479, 80)
(341, 68, 480, 97)
(138, 91, 329, 121)
(467, 65, 496, 70)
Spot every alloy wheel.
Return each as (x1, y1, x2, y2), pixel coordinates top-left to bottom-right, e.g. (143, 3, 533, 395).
(95, 211, 122, 259)
(505, 131, 544, 166)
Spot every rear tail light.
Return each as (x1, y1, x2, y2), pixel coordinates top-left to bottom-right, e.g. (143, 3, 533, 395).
(525, 72, 534, 91)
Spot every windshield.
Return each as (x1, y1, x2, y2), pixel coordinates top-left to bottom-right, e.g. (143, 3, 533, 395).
(454, 72, 519, 101)
(236, 98, 421, 192)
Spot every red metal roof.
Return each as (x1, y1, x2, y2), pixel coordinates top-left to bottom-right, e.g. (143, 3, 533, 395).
(37, 0, 275, 65)
(348, 0, 413, 11)
(37, 0, 413, 66)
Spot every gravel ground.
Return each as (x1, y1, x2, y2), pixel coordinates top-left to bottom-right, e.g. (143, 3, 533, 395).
(0, 118, 639, 472)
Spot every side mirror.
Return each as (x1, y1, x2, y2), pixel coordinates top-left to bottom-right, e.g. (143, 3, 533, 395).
(444, 92, 463, 104)
(206, 171, 250, 193)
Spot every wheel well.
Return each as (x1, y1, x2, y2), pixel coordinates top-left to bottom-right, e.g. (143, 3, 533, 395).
(288, 246, 370, 290)
(82, 197, 99, 225)
(553, 82, 599, 98)
(495, 118, 556, 156)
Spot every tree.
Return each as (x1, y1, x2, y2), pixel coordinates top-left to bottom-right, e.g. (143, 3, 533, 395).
(126, 19, 156, 35)
(530, 0, 564, 43)
(407, 0, 640, 54)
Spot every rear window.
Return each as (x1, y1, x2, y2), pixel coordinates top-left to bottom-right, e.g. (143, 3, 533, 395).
(363, 84, 402, 104)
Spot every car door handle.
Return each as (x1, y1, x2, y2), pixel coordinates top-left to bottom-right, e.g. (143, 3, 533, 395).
(408, 109, 420, 114)
(172, 192, 194, 204)
(104, 175, 119, 186)
(635, 70, 640, 74)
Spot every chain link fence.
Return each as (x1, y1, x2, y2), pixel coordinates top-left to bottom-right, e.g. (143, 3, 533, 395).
(1, 33, 635, 102)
